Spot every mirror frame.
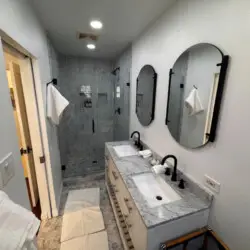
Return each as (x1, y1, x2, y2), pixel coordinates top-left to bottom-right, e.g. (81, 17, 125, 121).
(165, 43, 229, 144)
(136, 64, 158, 126)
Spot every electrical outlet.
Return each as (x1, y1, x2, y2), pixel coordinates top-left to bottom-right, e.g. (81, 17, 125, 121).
(204, 174, 220, 193)
(0, 153, 15, 187)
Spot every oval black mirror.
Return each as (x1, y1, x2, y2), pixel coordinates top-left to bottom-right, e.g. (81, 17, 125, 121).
(136, 65, 157, 126)
(166, 43, 229, 148)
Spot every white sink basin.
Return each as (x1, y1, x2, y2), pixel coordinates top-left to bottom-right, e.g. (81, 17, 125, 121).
(132, 173, 181, 207)
(113, 145, 138, 157)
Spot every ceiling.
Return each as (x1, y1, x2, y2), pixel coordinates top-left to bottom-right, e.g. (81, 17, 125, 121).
(30, 0, 175, 59)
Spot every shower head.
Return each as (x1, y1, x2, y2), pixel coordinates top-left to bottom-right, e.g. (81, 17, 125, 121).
(111, 67, 120, 75)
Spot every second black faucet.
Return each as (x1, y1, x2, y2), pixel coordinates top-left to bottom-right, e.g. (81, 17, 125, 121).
(161, 154, 178, 182)
(130, 131, 143, 150)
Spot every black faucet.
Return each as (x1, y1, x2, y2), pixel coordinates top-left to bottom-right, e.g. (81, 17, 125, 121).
(130, 131, 143, 150)
(161, 155, 178, 182)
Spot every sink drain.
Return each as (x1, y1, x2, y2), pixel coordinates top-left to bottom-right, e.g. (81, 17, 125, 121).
(156, 196, 163, 201)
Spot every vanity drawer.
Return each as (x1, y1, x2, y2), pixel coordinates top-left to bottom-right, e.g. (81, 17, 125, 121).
(108, 157, 119, 185)
(112, 168, 147, 249)
(108, 159, 130, 215)
(126, 195, 147, 250)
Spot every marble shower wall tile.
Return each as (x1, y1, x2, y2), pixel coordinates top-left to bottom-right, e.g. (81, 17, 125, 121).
(58, 56, 115, 177)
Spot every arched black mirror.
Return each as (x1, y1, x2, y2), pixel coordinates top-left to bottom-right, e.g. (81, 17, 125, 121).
(166, 43, 229, 148)
(136, 65, 157, 126)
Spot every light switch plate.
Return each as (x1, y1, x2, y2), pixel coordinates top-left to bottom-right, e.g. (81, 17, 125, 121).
(204, 174, 220, 193)
(0, 153, 15, 187)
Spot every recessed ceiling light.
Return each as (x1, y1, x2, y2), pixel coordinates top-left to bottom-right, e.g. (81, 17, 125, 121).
(87, 44, 96, 50)
(90, 20, 103, 29)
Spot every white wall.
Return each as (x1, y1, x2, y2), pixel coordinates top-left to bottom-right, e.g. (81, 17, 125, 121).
(131, 0, 250, 249)
(0, 0, 62, 217)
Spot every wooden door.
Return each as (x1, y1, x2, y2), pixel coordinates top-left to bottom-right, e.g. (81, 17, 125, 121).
(9, 61, 39, 207)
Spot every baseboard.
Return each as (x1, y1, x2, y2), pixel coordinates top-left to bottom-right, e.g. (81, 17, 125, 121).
(52, 181, 63, 217)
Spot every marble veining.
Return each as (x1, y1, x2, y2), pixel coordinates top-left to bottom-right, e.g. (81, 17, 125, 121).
(105, 141, 213, 228)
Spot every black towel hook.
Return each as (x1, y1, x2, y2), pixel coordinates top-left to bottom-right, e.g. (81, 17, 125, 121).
(193, 85, 197, 89)
(46, 78, 58, 87)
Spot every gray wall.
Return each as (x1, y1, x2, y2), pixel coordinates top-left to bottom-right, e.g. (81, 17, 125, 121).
(114, 47, 132, 140)
(58, 56, 114, 178)
(179, 45, 221, 147)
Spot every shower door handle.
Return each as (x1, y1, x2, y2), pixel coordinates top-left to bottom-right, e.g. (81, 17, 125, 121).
(92, 119, 95, 133)
(115, 107, 121, 115)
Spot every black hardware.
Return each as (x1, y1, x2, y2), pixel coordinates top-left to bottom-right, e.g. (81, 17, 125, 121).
(61, 165, 66, 171)
(135, 78, 139, 113)
(193, 85, 197, 89)
(39, 156, 46, 164)
(92, 119, 95, 133)
(180, 83, 184, 89)
(126, 82, 130, 87)
(161, 155, 178, 181)
(165, 69, 173, 125)
(165, 167, 171, 176)
(209, 55, 229, 142)
(156, 196, 163, 201)
(130, 131, 143, 150)
(20, 148, 26, 155)
(46, 78, 57, 87)
(20, 146, 32, 155)
(151, 72, 157, 121)
(178, 179, 185, 189)
(115, 107, 121, 115)
(111, 67, 120, 76)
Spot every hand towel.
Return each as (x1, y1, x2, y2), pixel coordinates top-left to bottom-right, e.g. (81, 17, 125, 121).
(151, 163, 168, 174)
(0, 191, 40, 250)
(47, 84, 69, 125)
(185, 88, 204, 116)
(138, 149, 152, 158)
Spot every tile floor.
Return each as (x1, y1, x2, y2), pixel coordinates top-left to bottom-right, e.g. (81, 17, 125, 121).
(37, 172, 123, 250)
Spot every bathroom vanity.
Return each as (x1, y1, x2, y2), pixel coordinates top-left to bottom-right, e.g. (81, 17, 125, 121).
(105, 141, 213, 250)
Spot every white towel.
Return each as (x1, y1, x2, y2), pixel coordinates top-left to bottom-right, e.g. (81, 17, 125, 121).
(47, 84, 69, 125)
(185, 88, 204, 116)
(151, 163, 168, 174)
(138, 149, 152, 158)
(0, 191, 40, 250)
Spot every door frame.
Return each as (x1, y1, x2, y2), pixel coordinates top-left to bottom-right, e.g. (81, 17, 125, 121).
(5, 53, 40, 208)
(1, 33, 53, 219)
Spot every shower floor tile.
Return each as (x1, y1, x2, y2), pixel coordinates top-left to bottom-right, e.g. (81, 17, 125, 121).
(37, 172, 123, 250)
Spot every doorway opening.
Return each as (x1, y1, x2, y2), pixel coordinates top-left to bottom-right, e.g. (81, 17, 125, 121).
(4, 47, 41, 218)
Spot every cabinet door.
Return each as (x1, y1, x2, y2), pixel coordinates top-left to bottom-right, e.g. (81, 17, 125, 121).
(127, 198, 147, 250)
(108, 157, 118, 186)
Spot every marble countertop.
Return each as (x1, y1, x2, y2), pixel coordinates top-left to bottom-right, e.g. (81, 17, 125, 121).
(105, 141, 213, 229)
